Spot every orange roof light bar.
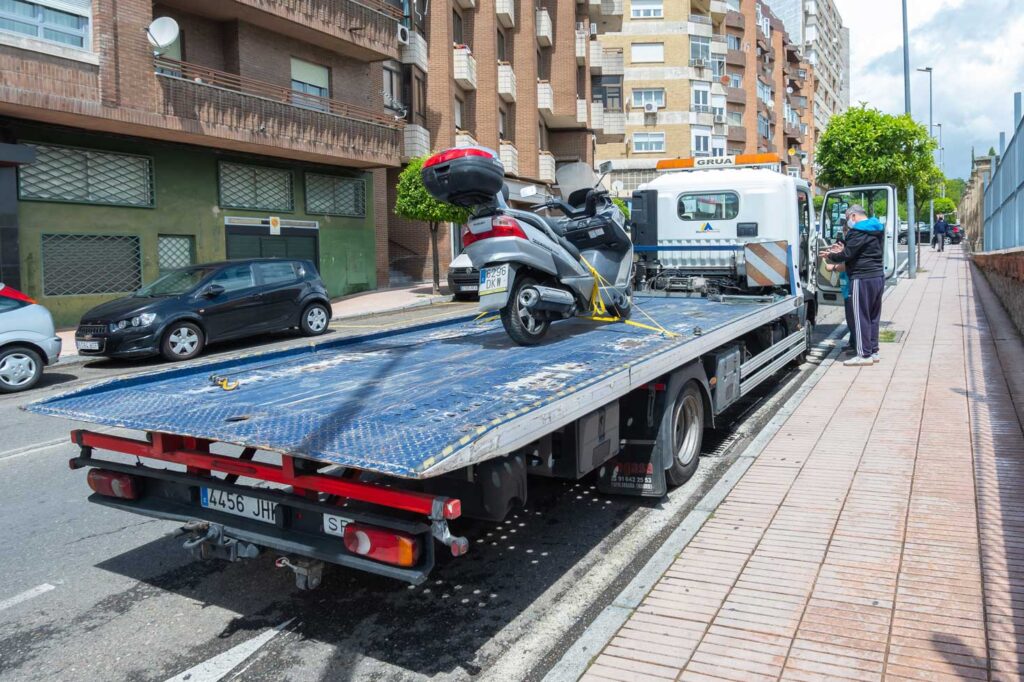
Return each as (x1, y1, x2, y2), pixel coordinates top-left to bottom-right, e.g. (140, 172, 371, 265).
(656, 153, 782, 171)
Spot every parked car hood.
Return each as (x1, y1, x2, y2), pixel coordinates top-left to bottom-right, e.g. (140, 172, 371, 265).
(80, 295, 179, 323)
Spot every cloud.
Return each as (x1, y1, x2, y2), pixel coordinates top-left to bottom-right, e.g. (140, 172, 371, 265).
(835, 0, 1023, 179)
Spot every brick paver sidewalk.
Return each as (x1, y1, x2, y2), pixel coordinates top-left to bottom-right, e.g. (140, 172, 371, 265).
(582, 248, 1024, 681)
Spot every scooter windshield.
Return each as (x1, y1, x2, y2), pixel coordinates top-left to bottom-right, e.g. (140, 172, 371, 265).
(554, 162, 597, 200)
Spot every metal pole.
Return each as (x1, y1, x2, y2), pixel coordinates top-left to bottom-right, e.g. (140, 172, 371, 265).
(925, 68, 933, 258)
(902, 0, 916, 277)
(937, 124, 944, 197)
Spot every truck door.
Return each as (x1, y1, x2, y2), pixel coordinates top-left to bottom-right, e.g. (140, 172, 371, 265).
(815, 184, 898, 307)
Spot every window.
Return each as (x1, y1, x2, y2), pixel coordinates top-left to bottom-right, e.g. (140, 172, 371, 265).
(593, 75, 622, 111)
(157, 235, 195, 275)
(691, 82, 710, 112)
(414, 73, 427, 126)
(454, 97, 464, 129)
(41, 234, 141, 296)
(692, 126, 711, 156)
(305, 173, 366, 217)
(690, 36, 710, 63)
(210, 264, 255, 293)
(632, 88, 665, 108)
(19, 144, 153, 207)
(632, 132, 665, 153)
(219, 162, 293, 212)
(758, 114, 771, 138)
(727, 34, 741, 50)
(291, 58, 330, 110)
(677, 192, 739, 221)
(0, 0, 90, 49)
(497, 29, 506, 61)
(757, 79, 772, 105)
(612, 168, 659, 193)
(727, 110, 743, 126)
(630, 0, 663, 19)
(256, 261, 299, 286)
(712, 94, 726, 118)
(499, 108, 509, 139)
(383, 60, 403, 112)
(630, 42, 664, 63)
(452, 9, 464, 45)
(711, 58, 725, 79)
(797, 189, 810, 277)
(712, 136, 726, 157)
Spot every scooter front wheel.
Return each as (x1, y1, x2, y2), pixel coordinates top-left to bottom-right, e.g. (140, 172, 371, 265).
(501, 275, 551, 345)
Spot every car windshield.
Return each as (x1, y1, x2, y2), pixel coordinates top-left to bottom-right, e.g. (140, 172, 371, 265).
(134, 267, 216, 297)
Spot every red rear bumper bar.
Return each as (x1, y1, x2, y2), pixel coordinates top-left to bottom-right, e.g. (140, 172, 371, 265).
(70, 430, 461, 520)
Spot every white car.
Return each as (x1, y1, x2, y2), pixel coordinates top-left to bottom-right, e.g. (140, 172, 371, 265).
(0, 283, 62, 393)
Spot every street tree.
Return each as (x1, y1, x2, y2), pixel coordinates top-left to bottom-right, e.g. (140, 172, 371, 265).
(394, 155, 471, 295)
(988, 146, 997, 156)
(815, 105, 939, 199)
(933, 196, 957, 216)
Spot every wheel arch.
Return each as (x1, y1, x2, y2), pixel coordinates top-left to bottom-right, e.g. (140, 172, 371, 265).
(0, 340, 47, 363)
(160, 316, 206, 342)
(656, 360, 714, 473)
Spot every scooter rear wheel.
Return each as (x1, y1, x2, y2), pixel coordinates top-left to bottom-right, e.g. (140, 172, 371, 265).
(501, 275, 551, 345)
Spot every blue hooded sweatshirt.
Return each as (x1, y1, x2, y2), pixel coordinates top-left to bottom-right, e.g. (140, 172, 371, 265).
(827, 217, 885, 280)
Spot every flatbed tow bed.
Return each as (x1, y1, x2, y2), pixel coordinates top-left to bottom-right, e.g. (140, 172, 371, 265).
(27, 292, 809, 585)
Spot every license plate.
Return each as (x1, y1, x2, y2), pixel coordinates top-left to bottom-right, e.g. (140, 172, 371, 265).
(479, 264, 509, 295)
(200, 487, 278, 524)
(76, 340, 100, 350)
(459, 285, 478, 292)
(322, 512, 352, 538)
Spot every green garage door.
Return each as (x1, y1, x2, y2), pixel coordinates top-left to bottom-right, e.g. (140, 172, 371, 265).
(225, 229, 318, 263)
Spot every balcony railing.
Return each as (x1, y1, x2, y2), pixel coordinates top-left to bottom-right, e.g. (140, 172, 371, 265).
(577, 98, 588, 125)
(454, 0, 474, 8)
(497, 0, 515, 28)
(726, 86, 745, 103)
(536, 8, 553, 46)
(689, 13, 712, 25)
(500, 142, 519, 177)
(153, 57, 401, 163)
(576, 31, 587, 63)
(454, 46, 477, 90)
(591, 100, 604, 129)
(725, 10, 744, 28)
(399, 30, 428, 71)
(498, 62, 517, 103)
(590, 40, 604, 72)
(603, 48, 624, 75)
(403, 124, 430, 160)
(727, 125, 746, 143)
(455, 130, 478, 147)
(602, 111, 625, 135)
(538, 151, 556, 183)
(537, 81, 554, 113)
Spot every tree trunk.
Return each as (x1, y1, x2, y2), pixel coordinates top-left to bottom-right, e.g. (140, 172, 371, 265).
(429, 221, 441, 295)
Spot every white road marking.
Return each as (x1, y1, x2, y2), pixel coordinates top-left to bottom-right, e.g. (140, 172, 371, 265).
(163, 618, 294, 682)
(0, 583, 56, 612)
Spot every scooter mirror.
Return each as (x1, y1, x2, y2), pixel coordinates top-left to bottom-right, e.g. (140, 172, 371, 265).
(599, 161, 613, 175)
(520, 185, 538, 198)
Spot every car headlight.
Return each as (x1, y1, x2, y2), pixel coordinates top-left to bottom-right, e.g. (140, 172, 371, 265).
(111, 313, 156, 332)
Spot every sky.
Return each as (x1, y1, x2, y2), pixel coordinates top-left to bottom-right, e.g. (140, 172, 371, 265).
(833, 0, 1024, 180)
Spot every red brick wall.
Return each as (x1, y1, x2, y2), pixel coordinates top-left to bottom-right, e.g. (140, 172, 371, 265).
(513, 1, 539, 178)
(153, 5, 228, 71)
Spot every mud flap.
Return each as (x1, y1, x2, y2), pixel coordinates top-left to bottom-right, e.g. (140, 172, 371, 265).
(597, 443, 667, 497)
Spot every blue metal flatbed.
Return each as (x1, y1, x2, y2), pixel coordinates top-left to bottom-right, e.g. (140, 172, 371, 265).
(27, 295, 797, 479)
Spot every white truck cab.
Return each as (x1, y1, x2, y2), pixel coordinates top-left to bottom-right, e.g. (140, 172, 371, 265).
(629, 153, 899, 315)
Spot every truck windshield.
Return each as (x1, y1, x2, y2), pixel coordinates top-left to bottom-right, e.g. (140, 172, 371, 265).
(135, 267, 216, 297)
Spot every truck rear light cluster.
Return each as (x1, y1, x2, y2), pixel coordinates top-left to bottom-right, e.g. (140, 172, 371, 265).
(343, 523, 420, 567)
(462, 215, 528, 247)
(87, 469, 141, 500)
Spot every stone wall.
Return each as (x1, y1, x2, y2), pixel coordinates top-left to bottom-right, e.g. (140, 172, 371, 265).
(973, 249, 1024, 336)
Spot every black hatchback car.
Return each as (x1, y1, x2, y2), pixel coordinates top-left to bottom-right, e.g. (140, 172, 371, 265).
(76, 259, 331, 361)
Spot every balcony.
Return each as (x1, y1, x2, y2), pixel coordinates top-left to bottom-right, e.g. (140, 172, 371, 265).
(710, 0, 729, 18)
(538, 151, 556, 183)
(785, 122, 802, 141)
(153, 58, 401, 167)
(602, 48, 624, 75)
(455, 130, 478, 147)
(790, 94, 808, 111)
(589, 0, 623, 30)
(602, 111, 625, 135)
(725, 10, 744, 28)
(400, 30, 428, 72)
(497, 0, 515, 29)
(591, 100, 605, 129)
(498, 62, 517, 103)
(577, 98, 589, 125)
(576, 31, 588, 63)
(689, 13, 712, 25)
(403, 124, 430, 161)
(690, 106, 714, 126)
(711, 34, 728, 55)
(726, 86, 745, 104)
(536, 8, 553, 46)
(726, 48, 744, 66)
(454, 46, 477, 90)
(500, 142, 520, 176)
(590, 41, 605, 72)
(727, 125, 746, 143)
(537, 81, 554, 115)
(454, 0, 475, 8)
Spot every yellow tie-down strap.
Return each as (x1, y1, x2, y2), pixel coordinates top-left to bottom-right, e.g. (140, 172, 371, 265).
(579, 256, 679, 339)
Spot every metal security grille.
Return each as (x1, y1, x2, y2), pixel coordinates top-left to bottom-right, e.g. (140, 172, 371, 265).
(219, 162, 293, 211)
(19, 145, 154, 207)
(42, 234, 142, 296)
(158, 235, 195, 274)
(305, 173, 366, 217)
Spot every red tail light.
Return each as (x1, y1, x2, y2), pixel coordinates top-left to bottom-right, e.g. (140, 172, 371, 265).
(87, 469, 141, 500)
(0, 284, 35, 305)
(423, 147, 494, 169)
(462, 215, 528, 247)
(343, 523, 421, 567)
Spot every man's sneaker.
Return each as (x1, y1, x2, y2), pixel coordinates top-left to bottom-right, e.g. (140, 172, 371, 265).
(871, 353, 880, 363)
(844, 356, 874, 367)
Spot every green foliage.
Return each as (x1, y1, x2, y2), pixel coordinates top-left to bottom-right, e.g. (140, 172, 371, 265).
(988, 146, 997, 156)
(933, 197, 957, 215)
(612, 197, 630, 220)
(815, 105, 938, 197)
(394, 155, 472, 225)
(812, 195, 824, 211)
(944, 177, 966, 205)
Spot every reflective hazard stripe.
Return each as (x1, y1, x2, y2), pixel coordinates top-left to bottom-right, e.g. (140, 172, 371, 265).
(744, 240, 791, 287)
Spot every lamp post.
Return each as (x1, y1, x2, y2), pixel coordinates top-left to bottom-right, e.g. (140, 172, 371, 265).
(917, 66, 933, 257)
(935, 123, 944, 196)
(902, 0, 916, 278)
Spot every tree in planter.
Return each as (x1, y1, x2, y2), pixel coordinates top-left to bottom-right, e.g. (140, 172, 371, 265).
(394, 155, 472, 295)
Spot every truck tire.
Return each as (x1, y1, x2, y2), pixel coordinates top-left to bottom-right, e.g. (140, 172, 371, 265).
(161, 322, 204, 362)
(664, 381, 705, 486)
(0, 345, 43, 393)
(501, 274, 551, 345)
(792, 318, 815, 366)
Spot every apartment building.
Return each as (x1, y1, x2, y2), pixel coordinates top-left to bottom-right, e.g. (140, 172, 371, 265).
(0, 0, 405, 326)
(385, 0, 622, 284)
(596, 0, 816, 196)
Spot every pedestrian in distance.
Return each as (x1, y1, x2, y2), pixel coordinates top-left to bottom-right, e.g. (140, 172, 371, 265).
(932, 212, 949, 252)
(819, 205, 885, 367)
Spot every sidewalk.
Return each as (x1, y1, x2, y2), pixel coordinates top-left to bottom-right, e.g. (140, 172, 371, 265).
(571, 247, 1024, 681)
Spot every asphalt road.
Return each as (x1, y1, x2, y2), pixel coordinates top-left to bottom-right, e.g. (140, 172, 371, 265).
(0, 300, 849, 682)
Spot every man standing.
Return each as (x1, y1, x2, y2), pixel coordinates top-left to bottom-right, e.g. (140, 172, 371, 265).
(820, 205, 885, 367)
(932, 213, 948, 252)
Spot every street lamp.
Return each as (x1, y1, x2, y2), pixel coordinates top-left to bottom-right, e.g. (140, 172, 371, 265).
(902, 0, 916, 278)
(935, 122, 944, 195)
(917, 66, 933, 256)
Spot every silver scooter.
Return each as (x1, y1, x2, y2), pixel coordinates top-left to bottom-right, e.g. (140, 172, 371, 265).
(421, 148, 633, 345)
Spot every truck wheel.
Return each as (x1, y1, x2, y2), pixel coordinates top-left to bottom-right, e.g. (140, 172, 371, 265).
(501, 275, 551, 346)
(161, 322, 204, 361)
(792, 318, 815, 366)
(665, 382, 705, 487)
(301, 302, 330, 336)
(0, 346, 43, 393)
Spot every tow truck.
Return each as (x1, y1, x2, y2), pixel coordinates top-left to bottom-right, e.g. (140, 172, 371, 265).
(27, 153, 899, 587)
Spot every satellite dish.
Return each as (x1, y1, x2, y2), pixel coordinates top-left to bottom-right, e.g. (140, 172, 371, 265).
(719, 75, 730, 85)
(147, 17, 180, 50)
(611, 180, 625, 193)
(786, 86, 793, 94)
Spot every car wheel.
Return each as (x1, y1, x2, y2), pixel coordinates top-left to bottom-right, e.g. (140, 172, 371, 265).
(301, 302, 330, 336)
(0, 346, 43, 393)
(664, 382, 706, 487)
(161, 322, 204, 361)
